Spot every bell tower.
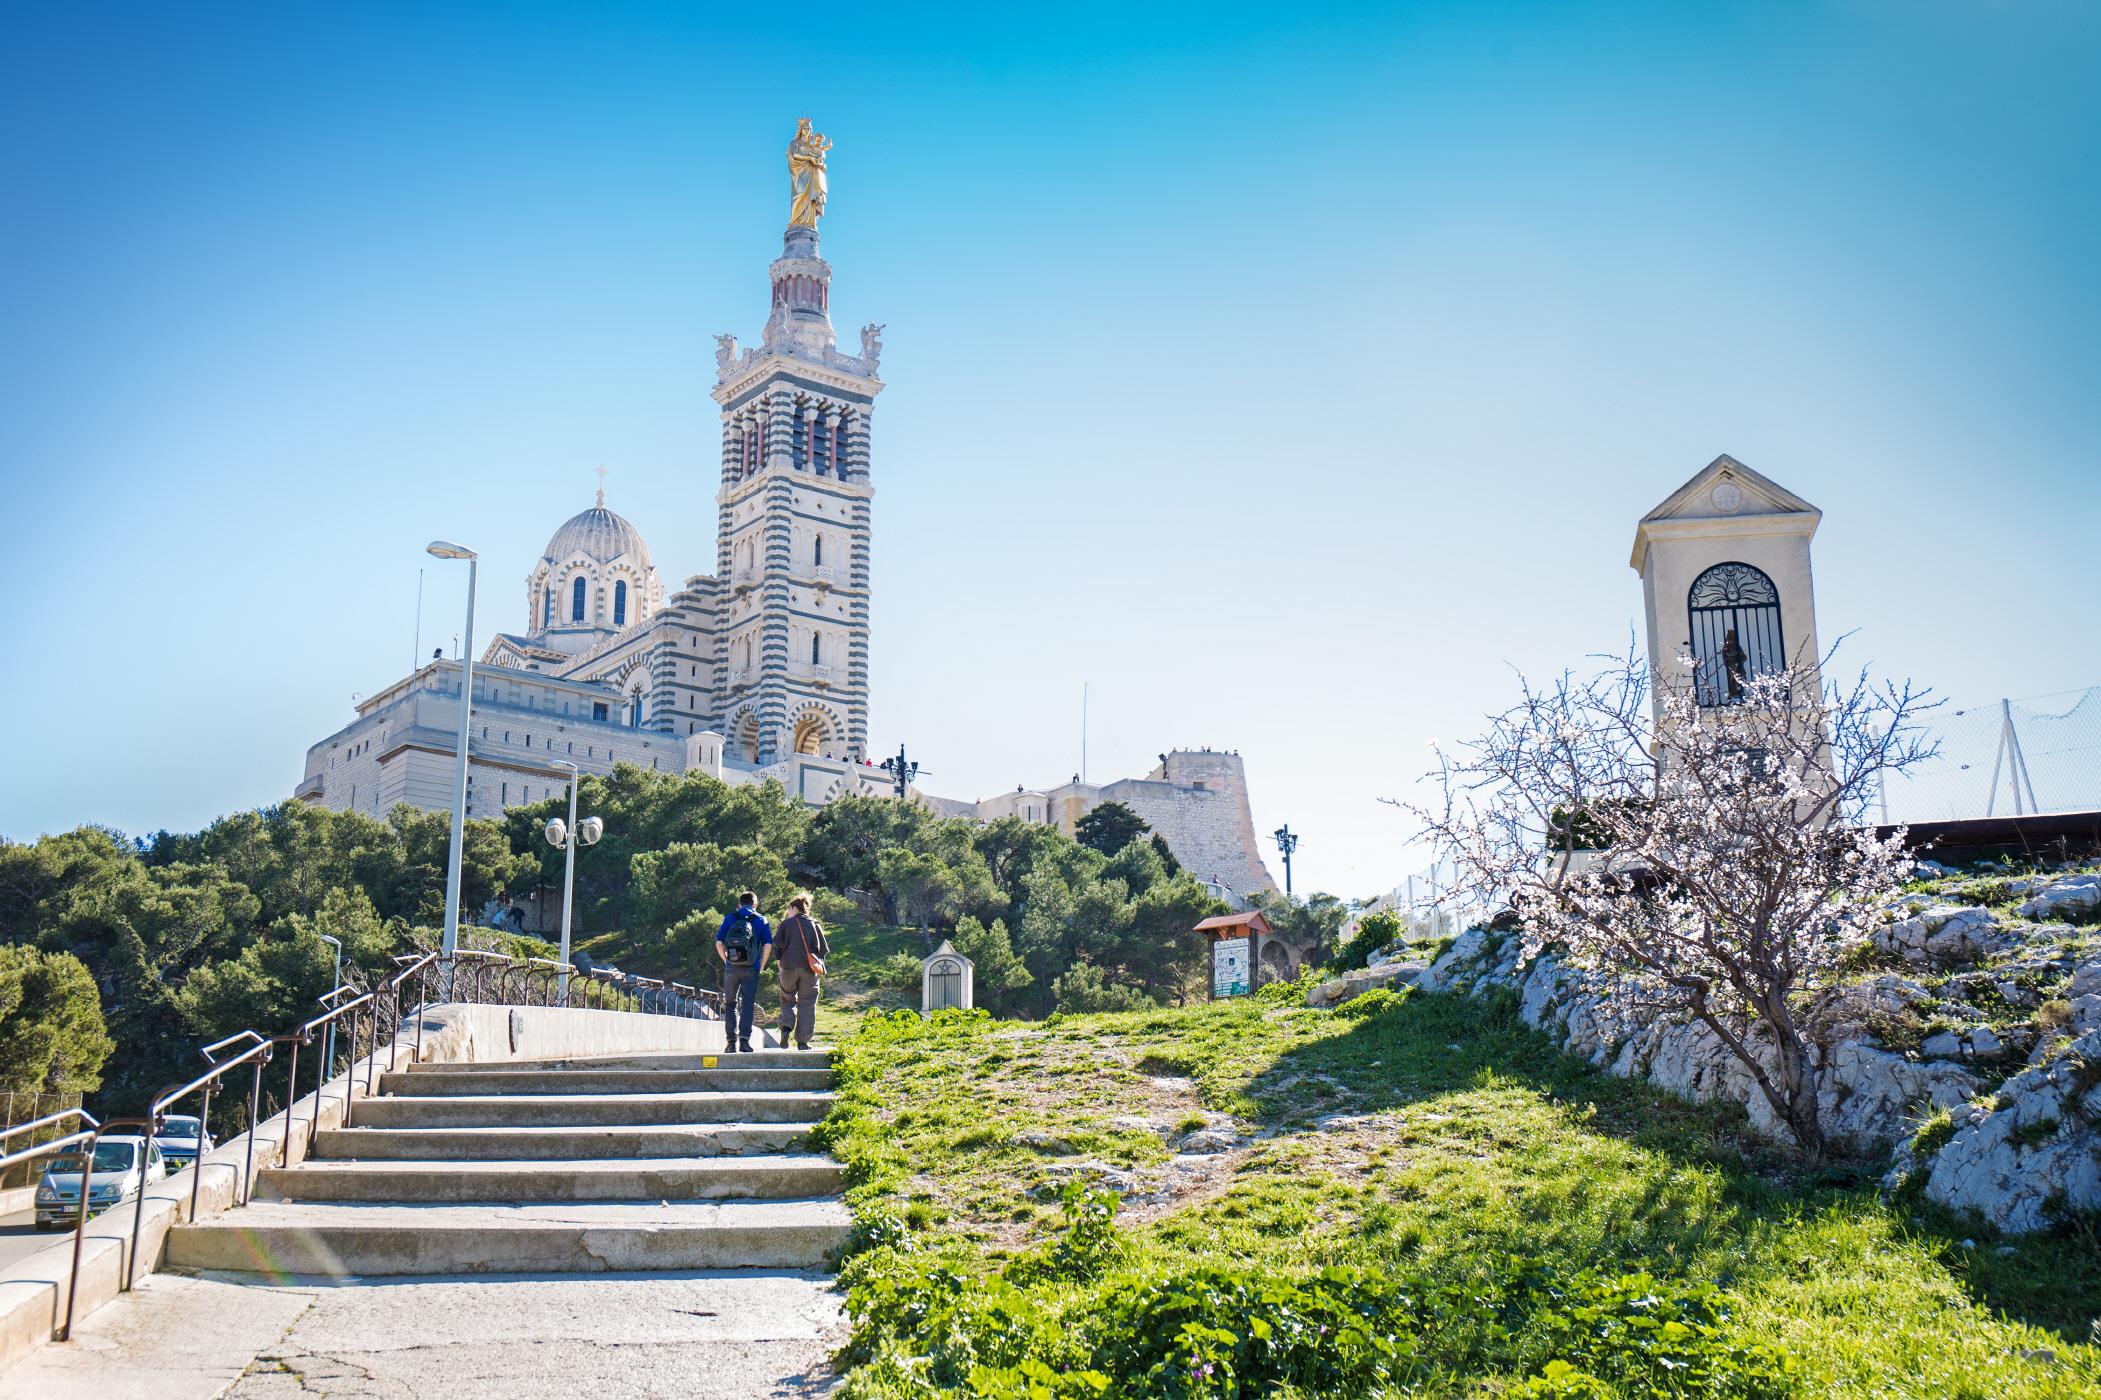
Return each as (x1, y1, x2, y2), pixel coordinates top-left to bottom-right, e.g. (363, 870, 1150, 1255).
(709, 121, 883, 767)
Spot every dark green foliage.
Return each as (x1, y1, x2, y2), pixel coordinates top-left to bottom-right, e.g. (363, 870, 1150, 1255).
(0, 944, 113, 1092)
(1523, 1270, 1794, 1396)
(1247, 889, 1351, 964)
(0, 802, 506, 1117)
(1074, 801, 1150, 856)
(1149, 832, 1183, 877)
(1048, 962, 1160, 1014)
(1333, 908, 1406, 971)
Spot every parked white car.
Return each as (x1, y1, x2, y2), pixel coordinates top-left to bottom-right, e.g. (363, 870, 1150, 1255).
(157, 1115, 214, 1172)
(33, 1136, 168, 1230)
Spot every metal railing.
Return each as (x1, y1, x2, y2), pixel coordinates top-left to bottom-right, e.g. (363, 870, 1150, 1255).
(0, 1107, 115, 1340)
(12, 946, 717, 1353)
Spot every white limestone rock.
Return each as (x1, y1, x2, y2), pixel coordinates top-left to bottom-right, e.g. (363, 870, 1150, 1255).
(1923, 1029, 2101, 1234)
(1814, 973, 1931, 1039)
(1870, 905, 2015, 965)
(2012, 874, 2101, 923)
(1816, 1038, 1981, 1153)
(1305, 959, 1428, 1009)
(1413, 927, 1498, 995)
(1178, 1126, 1242, 1154)
(2068, 959, 2101, 1002)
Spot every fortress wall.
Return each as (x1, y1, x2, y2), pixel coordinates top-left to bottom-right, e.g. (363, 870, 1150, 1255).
(1099, 749, 1277, 899)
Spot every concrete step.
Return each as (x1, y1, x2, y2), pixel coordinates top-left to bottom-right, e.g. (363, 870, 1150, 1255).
(377, 1067, 835, 1096)
(313, 1122, 816, 1161)
(407, 1049, 830, 1073)
(166, 1198, 851, 1275)
(257, 1154, 845, 1203)
(350, 1090, 834, 1130)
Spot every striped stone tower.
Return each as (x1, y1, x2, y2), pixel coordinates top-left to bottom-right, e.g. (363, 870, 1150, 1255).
(709, 130, 882, 768)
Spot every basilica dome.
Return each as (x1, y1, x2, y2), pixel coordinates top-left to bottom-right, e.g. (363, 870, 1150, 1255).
(523, 489, 665, 644)
(542, 492, 652, 567)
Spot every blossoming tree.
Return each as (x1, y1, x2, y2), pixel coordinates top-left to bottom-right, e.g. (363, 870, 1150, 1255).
(1407, 644, 1936, 1155)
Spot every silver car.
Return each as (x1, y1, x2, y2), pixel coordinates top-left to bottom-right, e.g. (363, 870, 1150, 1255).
(157, 1114, 213, 1172)
(34, 1136, 168, 1230)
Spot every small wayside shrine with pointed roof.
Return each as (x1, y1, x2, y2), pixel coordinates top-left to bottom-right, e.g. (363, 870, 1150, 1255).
(1630, 454, 1824, 712)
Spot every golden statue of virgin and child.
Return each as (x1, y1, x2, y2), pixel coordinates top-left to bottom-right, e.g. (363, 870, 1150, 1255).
(787, 118, 831, 229)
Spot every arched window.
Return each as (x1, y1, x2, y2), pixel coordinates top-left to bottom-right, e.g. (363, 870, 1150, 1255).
(542, 587, 554, 628)
(614, 580, 627, 626)
(1687, 562, 1784, 707)
(813, 534, 823, 567)
(811, 633, 822, 665)
(571, 577, 586, 622)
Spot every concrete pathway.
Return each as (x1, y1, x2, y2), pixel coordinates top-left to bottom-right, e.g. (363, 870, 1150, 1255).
(169, 1047, 850, 1275)
(0, 1268, 844, 1400)
(0, 1045, 853, 1396)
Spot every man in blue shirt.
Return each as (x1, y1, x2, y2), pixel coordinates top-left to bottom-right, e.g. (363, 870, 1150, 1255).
(714, 892, 772, 1052)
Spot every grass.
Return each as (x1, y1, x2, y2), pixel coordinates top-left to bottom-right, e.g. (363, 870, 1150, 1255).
(819, 983, 2101, 1397)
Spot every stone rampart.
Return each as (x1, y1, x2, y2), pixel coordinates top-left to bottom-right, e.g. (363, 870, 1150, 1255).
(1100, 750, 1277, 899)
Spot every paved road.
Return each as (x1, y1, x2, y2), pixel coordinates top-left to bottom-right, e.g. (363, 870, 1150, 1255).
(0, 1208, 59, 1271)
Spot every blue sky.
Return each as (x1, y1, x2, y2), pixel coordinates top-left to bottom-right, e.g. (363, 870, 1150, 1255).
(3, 1, 2097, 897)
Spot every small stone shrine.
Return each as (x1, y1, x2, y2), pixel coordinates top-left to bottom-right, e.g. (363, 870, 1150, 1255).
(921, 939, 974, 1016)
(1630, 454, 1824, 714)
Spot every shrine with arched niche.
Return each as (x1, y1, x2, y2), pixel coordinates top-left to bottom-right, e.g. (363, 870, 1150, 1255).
(1630, 454, 1824, 722)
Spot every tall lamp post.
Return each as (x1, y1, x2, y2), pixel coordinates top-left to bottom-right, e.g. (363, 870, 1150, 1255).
(877, 744, 922, 799)
(426, 541, 478, 964)
(1272, 824, 1299, 899)
(543, 761, 604, 998)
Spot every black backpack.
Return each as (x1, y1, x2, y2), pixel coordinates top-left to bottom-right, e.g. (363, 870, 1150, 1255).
(721, 907, 759, 966)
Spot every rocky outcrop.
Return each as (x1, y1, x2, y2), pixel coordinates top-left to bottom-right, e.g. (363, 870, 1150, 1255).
(1304, 958, 1428, 1008)
(2013, 873, 2101, 922)
(1409, 927, 1982, 1154)
(1335, 866, 2101, 1234)
(1915, 1030, 2101, 1234)
(1871, 904, 2021, 965)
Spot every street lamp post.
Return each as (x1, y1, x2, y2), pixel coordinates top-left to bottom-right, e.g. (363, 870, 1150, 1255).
(543, 763, 603, 1001)
(1272, 824, 1300, 899)
(426, 541, 478, 967)
(877, 744, 922, 799)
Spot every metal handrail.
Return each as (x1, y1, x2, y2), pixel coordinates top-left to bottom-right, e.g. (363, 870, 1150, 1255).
(132, 1036, 274, 1290)
(23, 944, 717, 1352)
(0, 1108, 103, 1340)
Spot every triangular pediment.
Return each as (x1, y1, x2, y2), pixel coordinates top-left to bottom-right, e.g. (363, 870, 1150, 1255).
(1641, 454, 1819, 524)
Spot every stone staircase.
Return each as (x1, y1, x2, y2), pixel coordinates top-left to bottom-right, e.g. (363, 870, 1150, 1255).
(167, 1048, 850, 1277)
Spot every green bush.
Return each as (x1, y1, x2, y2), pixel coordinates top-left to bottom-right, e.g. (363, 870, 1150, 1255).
(1332, 909, 1405, 972)
(1007, 1184, 1128, 1286)
(1051, 962, 1161, 1014)
(1092, 1262, 1422, 1397)
(1524, 1269, 1794, 1397)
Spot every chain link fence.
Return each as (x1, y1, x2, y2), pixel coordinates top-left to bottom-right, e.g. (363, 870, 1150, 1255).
(1879, 685, 2101, 823)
